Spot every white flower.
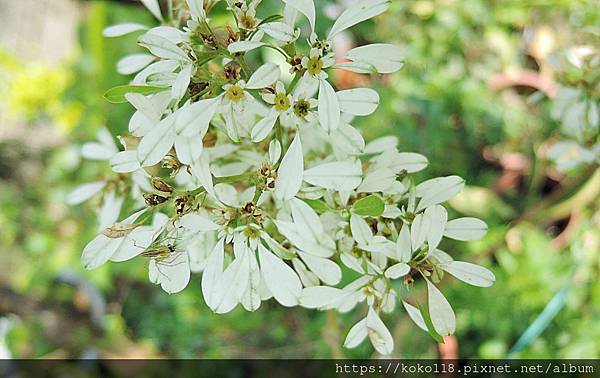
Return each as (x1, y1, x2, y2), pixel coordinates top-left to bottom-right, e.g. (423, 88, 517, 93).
(77, 0, 498, 356)
(301, 48, 335, 81)
(251, 82, 294, 142)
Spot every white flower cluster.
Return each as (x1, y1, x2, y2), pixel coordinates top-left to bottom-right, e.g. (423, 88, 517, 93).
(72, 0, 495, 354)
(547, 46, 599, 171)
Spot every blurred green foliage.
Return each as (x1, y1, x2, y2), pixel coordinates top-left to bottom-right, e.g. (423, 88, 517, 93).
(0, 0, 598, 359)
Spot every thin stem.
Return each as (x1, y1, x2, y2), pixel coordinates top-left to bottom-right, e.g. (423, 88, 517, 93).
(215, 171, 254, 184)
(287, 72, 301, 93)
(167, 0, 174, 22)
(274, 118, 287, 151)
(262, 44, 290, 60)
(237, 56, 251, 79)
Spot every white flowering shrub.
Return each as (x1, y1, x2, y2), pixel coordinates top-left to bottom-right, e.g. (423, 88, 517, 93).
(547, 46, 599, 171)
(71, 0, 495, 355)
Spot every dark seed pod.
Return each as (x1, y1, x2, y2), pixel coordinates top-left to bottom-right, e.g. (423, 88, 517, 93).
(224, 63, 242, 82)
(175, 196, 190, 216)
(203, 131, 218, 148)
(144, 193, 168, 206)
(188, 81, 209, 99)
(151, 177, 173, 193)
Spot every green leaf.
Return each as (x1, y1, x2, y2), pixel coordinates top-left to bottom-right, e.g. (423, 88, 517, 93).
(351, 195, 385, 216)
(418, 304, 445, 343)
(303, 199, 331, 214)
(103, 85, 168, 103)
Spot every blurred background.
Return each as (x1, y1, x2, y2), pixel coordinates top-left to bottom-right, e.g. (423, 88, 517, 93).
(0, 0, 598, 359)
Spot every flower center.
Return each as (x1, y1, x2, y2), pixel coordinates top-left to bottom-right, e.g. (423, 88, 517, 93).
(293, 99, 310, 117)
(240, 15, 256, 30)
(274, 93, 290, 112)
(225, 85, 244, 102)
(306, 56, 324, 75)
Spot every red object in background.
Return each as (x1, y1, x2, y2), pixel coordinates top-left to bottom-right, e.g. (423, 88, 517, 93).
(438, 335, 458, 359)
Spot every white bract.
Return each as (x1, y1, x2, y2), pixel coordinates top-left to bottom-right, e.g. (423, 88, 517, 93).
(72, 0, 495, 355)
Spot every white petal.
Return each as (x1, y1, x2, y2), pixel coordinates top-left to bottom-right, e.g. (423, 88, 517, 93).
(442, 261, 495, 287)
(140, 0, 163, 21)
(227, 41, 265, 53)
(110, 226, 157, 262)
(174, 134, 203, 165)
(171, 64, 192, 100)
(344, 318, 368, 349)
(427, 280, 455, 336)
(350, 214, 373, 246)
(384, 262, 410, 279)
(67, 181, 105, 205)
(149, 252, 190, 294)
(415, 175, 465, 211)
(298, 251, 341, 285)
(274, 134, 303, 200)
(444, 217, 488, 241)
(190, 153, 216, 199)
(103, 23, 147, 37)
(137, 115, 176, 167)
(299, 286, 342, 308)
(175, 97, 220, 136)
(289, 198, 323, 239)
(395, 225, 412, 263)
(424, 205, 448, 251)
(110, 150, 141, 173)
(251, 112, 277, 142)
(186, 0, 205, 19)
(138, 33, 187, 61)
(275, 220, 332, 258)
(284, 3, 298, 26)
(402, 301, 428, 331)
(213, 248, 251, 313)
(214, 183, 241, 207)
(334, 61, 376, 74)
(202, 238, 225, 309)
(81, 235, 122, 270)
(258, 244, 302, 307)
(179, 213, 219, 232)
(81, 142, 117, 161)
(393, 152, 428, 173)
(97, 191, 124, 231)
(410, 213, 430, 251)
(342, 43, 404, 74)
(337, 88, 379, 116)
(241, 256, 262, 311)
(117, 54, 155, 75)
(246, 63, 280, 89)
(268, 140, 282, 164)
(364, 136, 397, 154)
(260, 22, 297, 43)
(147, 26, 187, 44)
(328, 0, 390, 39)
(318, 80, 340, 133)
(129, 111, 155, 137)
(357, 168, 395, 193)
(283, 0, 315, 31)
(125, 93, 161, 121)
(134, 60, 179, 86)
(366, 306, 394, 355)
(303, 160, 362, 191)
(331, 123, 365, 156)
